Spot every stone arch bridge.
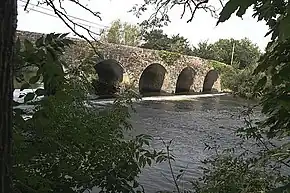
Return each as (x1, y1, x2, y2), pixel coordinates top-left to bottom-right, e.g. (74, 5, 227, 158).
(17, 31, 220, 95)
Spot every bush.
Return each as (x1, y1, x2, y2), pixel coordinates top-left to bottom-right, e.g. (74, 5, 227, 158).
(192, 155, 279, 193)
(210, 60, 263, 98)
(13, 33, 169, 193)
(209, 60, 237, 91)
(13, 83, 168, 193)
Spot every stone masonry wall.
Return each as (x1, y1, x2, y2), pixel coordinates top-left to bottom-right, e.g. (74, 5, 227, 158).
(16, 30, 221, 93)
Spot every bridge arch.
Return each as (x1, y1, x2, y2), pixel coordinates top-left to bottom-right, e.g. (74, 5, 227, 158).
(93, 59, 124, 95)
(175, 66, 196, 94)
(139, 63, 167, 94)
(202, 70, 219, 92)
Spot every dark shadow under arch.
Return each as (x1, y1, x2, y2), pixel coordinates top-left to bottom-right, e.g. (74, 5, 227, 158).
(175, 67, 196, 94)
(139, 63, 166, 94)
(202, 70, 219, 92)
(93, 59, 124, 96)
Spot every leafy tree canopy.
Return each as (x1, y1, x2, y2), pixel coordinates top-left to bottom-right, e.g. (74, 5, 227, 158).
(193, 38, 261, 69)
(100, 19, 141, 47)
(140, 29, 193, 55)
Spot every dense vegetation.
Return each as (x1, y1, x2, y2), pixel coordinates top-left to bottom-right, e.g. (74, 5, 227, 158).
(13, 34, 170, 193)
(192, 38, 261, 69)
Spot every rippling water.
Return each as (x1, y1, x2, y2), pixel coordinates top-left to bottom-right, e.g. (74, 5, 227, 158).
(128, 95, 261, 192)
(14, 90, 262, 192)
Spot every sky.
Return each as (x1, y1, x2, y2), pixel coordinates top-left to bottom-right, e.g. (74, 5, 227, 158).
(17, 0, 271, 51)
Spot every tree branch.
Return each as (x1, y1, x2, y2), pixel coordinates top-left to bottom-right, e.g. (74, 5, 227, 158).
(24, 0, 31, 10)
(45, 0, 103, 58)
(133, 0, 219, 28)
(68, 0, 101, 20)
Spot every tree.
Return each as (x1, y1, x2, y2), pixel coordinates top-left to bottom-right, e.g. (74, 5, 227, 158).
(0, 0, 17, 192)
(131, 0, 221, 29)
(140, 29, 170, 50)
(101, 19, 141, 46)
(13, 32, 170, 193)
(141, 29, 193, 55)
(1, 1, 146, 193)
(192, 38, 261, 69)
(104, 19, 122, 44)
(123, 22, 141, 46)
(191, 40, 216, 60)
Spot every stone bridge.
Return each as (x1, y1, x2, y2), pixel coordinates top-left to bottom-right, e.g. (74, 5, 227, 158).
(17, 31, 220, 95)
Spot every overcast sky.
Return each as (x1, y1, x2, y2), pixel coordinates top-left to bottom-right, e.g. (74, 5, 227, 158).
(17, 0, 271, 51)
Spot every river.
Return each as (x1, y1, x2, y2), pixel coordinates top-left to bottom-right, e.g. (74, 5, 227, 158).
(126, 95, 261, 192)
(14, 90, 262, 192)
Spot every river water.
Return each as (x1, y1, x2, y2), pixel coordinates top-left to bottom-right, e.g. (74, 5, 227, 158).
(13, 90, 262, 192)
(126, 95, 261, 192)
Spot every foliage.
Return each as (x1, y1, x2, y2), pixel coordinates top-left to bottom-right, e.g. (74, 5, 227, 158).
(210, 60, 266, 98)
(216, 0, 290, 191)
(209, 60, 236, 90)
(101, 19, 141, 46)
(193, 38, 261, 69)
(14, 33, 74, 96)
(91, 79, 121, 97)
(133, 0, 290, 192)
(192, 155, 279, 193)
(13, 84, 168, 193)
(197, 0, 290, 189)
(158, 50, 181, 66)
(13, 34, 170, 193)
(140, 29, 192, 55)
(191, 41, 216, 61)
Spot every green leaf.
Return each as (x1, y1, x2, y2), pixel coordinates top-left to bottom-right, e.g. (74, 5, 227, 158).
(13, 108, 24, 115)
(29, 75, 40, 84)
(35, 36, 45, 47)
(13, 100, 22, 106)
(146, 158, 151, 166)
(59, 33, 70, 39)
(20, 82, 30, 91)
(144, 140, 149, 146)
(24, 39, 34, 53)
(254, 76, 267, 91)
(278, 13, 290, 41)
(217, 0, 239, 24)
(37, 67, 44, 76)
(217, 0, 255, 24)
(62, 39, 74, 46)
(24, 92, 35, 103)
(45, 33, 53, 44)
(133, 181, 138, 188)
(46, 46, 57, 61)
(236, 0, 255, 17)
(35, 88, 46, 96)
(156, 156, 163, 163)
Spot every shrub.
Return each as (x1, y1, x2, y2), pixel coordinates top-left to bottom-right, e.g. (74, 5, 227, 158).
(192, 155, 279, 193)
(13, 33, 169, 193)
(209, 60, 237, 90)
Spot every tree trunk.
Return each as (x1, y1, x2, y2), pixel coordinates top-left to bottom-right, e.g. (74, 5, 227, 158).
(0, 0, 17, 192)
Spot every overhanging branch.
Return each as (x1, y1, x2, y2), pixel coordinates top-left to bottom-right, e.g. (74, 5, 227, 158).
(23, 0, 104, 59)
